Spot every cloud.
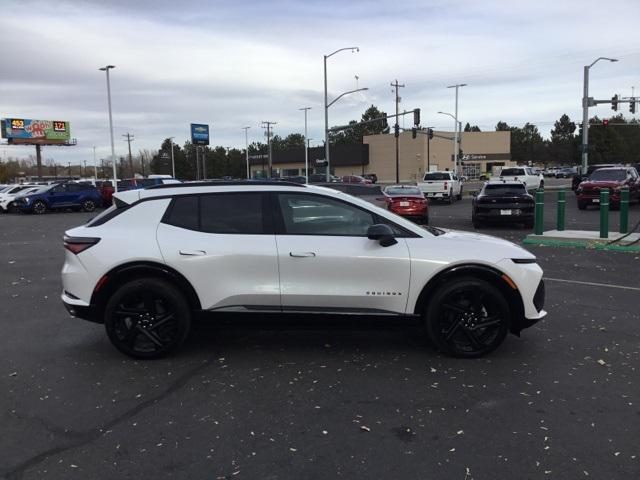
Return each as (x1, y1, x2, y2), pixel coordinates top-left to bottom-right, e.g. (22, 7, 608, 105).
(1, 0, 639, 165)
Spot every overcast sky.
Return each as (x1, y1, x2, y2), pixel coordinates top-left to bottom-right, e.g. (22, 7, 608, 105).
(2, 0, 640, 165)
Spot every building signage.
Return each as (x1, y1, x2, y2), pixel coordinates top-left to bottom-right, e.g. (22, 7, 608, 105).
(190, 123, 210, 145)
(453, 153, 511, 162)
(1, 118, 71, 144)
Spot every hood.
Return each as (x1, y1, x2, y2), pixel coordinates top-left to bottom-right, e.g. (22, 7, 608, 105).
(438, 229, 536, 260)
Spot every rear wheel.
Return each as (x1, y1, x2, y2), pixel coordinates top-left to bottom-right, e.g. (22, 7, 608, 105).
(81, 199, 96, 212)
(104, 278, 191, 359)
(457, 187, 463, 201)
(424, 277, 510, 357)
(32, 200, 47, 214)
(447, 189, 454, 204)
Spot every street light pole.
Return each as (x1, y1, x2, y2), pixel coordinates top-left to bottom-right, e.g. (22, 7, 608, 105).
(324, 46, 360, 181)
(300, 107, 311, 183)
(437, 111, 462, 171)
(99, 65, 117, 192)
(447, 83, 466, 175)
(168, 137, 176, 178)
(92, 146, 97, 179)
(242, 126, 251, 179)
(581, 57, 618, 174)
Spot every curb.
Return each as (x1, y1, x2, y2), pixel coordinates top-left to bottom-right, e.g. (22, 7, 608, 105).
(523, 236, 640, 252)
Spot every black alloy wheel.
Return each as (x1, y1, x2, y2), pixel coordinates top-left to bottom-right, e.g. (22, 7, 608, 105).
(32, 200, 47, 214)
(425, 277, 509, 357)
(104, 278, 191, 359)
(82, 199, 96, 212)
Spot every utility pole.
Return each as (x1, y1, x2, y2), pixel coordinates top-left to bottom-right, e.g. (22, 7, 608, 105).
(83, 160, 87, 177)
(299, 107, 311, 183)
(92, 146, 97, 178)
(447, 84, 467, 175)
(242, 126, 251, 179)
(391, 79, 405, 183)
(68, 162, 72, 177)
(123, 133, 135, 177)
(261, 121, 276, 178)
(201, 146, 207, 180)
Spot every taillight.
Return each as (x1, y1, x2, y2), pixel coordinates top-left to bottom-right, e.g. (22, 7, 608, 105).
(64, 236, 100, 255)
(444, 181, 448, 190)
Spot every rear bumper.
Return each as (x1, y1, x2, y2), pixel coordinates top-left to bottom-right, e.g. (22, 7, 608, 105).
(474, 210, 534, 221)
(61, 292, 101, 323)
(577, 194, 621, 204)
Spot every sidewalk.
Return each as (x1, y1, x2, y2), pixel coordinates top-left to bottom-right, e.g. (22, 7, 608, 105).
(524, 229, 640, 252)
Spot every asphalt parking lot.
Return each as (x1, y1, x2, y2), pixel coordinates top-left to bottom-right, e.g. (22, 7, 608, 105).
(1, 194, 639, 480)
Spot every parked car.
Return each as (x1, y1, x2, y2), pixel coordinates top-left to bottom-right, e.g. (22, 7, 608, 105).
(417, 171, 463, 204)
(576, 167, 640, 210)
(342, 175, 372, 184)
(362, 173, 378, 184)
(308, 173, 338, 183)
(543, 168, 558, 177)
(472, 181, 535, 229)
(571, 164, 621, 191)
(281, 176, 307, 184)
(383, 185, 429, 224)
(61, 180, 546, 359)
(1, 185, 48, 212)
(318, 183, 388, 208)
(494, 166, 543, 190)
(16, 182, 102, 214)
(0, 184, 39, 212)
(555, 167, 576, 178)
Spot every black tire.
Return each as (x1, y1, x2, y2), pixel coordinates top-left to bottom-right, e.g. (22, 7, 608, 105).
(81, 199, 96, 212)
(457, 187, 463, 201)
(539, 180, 544, 188)
(32, 200, 47, 215)
(104, 278, 191, 359)
(422, 215, 429, 226)
(424, 277, 510, 358)
(524, 219, 534, 229)
(447, 189, 454, 204)
(577, 200, 587, 210)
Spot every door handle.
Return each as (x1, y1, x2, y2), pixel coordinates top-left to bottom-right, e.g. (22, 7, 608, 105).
(179, 249, 207, 256)
(289, 252, 316, 258)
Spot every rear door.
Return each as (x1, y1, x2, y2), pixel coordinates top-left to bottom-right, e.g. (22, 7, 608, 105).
(156, 192, 280, 311)
(48, 184, 74, 207)
(273, 191, 411, 314)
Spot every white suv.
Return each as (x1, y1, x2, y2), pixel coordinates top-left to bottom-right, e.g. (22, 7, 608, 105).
(61, 181, 546, 359)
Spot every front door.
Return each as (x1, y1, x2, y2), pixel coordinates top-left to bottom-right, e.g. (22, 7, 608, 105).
(273, 192, 411, 314)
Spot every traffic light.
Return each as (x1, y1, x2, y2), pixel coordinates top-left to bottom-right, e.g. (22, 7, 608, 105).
(427, 128, 434, 140)
(611, 94, 618, 111)
(411, 127, 417, 139)
(413, 108, 420, 126)
(631, 98, 636, 114)
(602, 119, 609, 127)
(394, 124, 399, 138)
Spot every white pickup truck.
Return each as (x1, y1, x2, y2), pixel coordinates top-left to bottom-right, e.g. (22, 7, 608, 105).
(494, 166, 544, 190)
(417, 171, 463, 204)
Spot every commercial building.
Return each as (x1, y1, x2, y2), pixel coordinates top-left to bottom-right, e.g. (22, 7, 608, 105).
(249, 130, 512, 183)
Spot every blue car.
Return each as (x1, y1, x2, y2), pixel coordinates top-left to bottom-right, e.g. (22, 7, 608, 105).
(17, 182, 102, 214)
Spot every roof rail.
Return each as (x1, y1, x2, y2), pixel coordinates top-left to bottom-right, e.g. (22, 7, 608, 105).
(147, 180, 306, 190)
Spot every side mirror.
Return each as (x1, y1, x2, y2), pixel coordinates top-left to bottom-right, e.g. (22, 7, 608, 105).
(367, 224, 397, 247)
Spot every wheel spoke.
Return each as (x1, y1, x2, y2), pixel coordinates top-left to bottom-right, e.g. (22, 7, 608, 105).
(122, 320, 140, 347)
(148, 312, 175, 331)
(441, 302, 466, 315)
(462, 327, 483, 350)
(444, 319, 464, 341)
(142, 292, 158, 314)
(470, 290, 485, 312)
(136, 325, 164, 347)
(473, 315, 501, 330)
(115, 307, 145, 317)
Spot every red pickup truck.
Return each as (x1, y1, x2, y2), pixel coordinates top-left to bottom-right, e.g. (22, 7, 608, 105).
(576, 167, 640, 209)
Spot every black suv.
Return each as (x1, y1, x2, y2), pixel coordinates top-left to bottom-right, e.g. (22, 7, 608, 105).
(472, 181, 534, 228)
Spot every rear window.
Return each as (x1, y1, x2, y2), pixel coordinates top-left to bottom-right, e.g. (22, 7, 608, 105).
(86, 201, 130, 227)
(423, 173, 450, 181)
(589, 169, 627, 181)
(385, 186, 422, 196)
(163, 193, 267, 234)
(483, 184, 527, 196)
(501, 168, 525, 176)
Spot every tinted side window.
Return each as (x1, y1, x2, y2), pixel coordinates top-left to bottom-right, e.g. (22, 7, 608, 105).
(278, 193, 375, 236)
(165, 196, 199, 231)
(200, 193, 265, 234)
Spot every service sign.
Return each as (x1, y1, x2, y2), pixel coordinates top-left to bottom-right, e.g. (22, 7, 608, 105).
(1, 118, 71, 144)
(190, 123, 210, 145)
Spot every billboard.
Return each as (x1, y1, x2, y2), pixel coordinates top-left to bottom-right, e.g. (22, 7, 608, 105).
(190, 123, 210, 145)
(1, 118, 71, 144)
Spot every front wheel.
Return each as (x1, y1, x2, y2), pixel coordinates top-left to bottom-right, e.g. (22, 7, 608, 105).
(32, 200, 47, 214)
(424, 277, 510, 357)
(104, 278, 192, 359)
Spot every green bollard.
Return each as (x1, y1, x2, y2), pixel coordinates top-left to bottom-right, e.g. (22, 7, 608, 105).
(620, 187, 629, 234)
(534, 188, 544, 235)
(599, 188, 609, 239)
(557, 189, 566, 231)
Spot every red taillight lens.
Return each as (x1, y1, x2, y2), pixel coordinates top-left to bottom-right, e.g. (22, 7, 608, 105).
(444, 181, 448, 190)
(64, 236, 100, 255)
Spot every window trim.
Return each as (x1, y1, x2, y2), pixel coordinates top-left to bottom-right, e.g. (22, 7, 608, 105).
(271, 191, 417, 238)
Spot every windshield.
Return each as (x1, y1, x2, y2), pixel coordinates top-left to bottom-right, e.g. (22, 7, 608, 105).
(423, 173, 450, 181)
(483, 184, 527, 196)
(589, 169, 626, 181)
(501, 168, 525, 176)
(386, 186, 422, 196)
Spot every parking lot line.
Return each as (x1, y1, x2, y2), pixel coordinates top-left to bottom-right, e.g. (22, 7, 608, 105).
(544, 277, 640, 291)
